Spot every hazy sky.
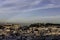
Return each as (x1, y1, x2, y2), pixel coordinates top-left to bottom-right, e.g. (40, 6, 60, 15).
(0, 0, 60, 23)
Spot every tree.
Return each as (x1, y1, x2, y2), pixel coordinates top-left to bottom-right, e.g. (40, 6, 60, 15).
(0, 25, 5, 29)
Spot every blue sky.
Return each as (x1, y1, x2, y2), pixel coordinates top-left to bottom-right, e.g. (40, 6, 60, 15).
(0, 0, 60, 23)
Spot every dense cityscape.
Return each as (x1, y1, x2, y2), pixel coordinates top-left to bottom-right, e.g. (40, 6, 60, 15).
(0, 23, 60, 40)
(0, 0, 60, 40)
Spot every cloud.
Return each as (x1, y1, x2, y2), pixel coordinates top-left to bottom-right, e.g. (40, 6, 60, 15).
(22, 4, 60, 12)
(0, 0, 60, 13)
(0, 0, 60, 23)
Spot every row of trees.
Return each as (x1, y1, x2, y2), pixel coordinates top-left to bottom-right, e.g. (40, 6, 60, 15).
(29, 23, 60, 27)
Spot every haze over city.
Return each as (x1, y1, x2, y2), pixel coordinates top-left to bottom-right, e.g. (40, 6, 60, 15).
(0, 0, 60, 23)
